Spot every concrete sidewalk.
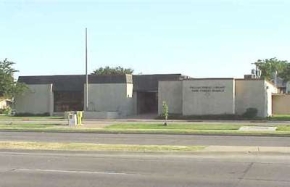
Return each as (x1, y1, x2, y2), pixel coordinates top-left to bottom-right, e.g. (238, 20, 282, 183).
(1, 118, 290, 126)
(202, 146, 290, 154)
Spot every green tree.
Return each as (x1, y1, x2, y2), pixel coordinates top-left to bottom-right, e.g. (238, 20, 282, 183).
(162, 101, 169, 126)
(0, 59, 27, 99)
(92, 66, 134, 75)
(280, 63, 290, 82)
(254, 58, 288, 80)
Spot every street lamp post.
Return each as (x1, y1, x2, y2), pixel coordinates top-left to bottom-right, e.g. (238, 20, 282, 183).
(85, 28, 89, 111)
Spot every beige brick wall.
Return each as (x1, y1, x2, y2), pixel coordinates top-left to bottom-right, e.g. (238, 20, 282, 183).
(15, 84, 53, 115)
(273, 94, 290, 115)
(234, 79, 279, 117)
(84, 83, 134, 117)
(158, 81, 182, 115)
(182, 79, 235, 115)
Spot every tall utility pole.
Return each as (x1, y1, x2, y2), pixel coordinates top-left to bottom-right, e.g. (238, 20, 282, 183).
(85, 28, 89, 111)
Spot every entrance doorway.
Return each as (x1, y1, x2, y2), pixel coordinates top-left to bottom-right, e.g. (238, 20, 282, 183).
(54, 91, 84, 112)
(137, 92, 158, 114)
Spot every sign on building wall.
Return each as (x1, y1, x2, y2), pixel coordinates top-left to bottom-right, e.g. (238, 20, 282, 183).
(190, 86, 225, 93)
(183, 79, 235, 115)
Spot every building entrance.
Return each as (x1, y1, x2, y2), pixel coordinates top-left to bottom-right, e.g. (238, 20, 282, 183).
(54, 91, 83, 112)
(137, 92, 158, 114)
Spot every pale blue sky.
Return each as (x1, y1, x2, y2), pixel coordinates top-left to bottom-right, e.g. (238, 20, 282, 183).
(1, 0, 290, 78)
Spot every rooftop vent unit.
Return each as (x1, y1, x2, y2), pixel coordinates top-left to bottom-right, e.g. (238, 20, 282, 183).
(244, 74, 255, 79)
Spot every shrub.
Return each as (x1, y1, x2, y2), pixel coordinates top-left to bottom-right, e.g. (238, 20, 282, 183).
(242, 108, 258, 119)
(14, 112, 50, 117)
(3, 107, 12, 115)
(0, 107, 12, 115)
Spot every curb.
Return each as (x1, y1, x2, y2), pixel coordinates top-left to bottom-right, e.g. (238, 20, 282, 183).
(1, 129, 290, 137)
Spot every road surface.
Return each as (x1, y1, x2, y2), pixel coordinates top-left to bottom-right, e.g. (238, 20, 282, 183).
(1, 131, 290, 147)
(0, 150, 290, 187)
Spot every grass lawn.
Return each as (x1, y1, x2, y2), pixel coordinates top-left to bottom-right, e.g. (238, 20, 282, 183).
(0, 123, 64, 130)
(0, 122, 290, 136)
(104, 123, 290, 135)
(0, 115, 64, 121)
(106, 123, 290, 132)
(106, 123, 242, 130)
(276, 125, 290, 131)
(0, 141, 204, 152)
(270, 115, 290, 121)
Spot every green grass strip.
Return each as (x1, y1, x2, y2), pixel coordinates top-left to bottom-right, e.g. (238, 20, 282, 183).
(270, 115, 290, 121)
(0, 141, 204, 152)
(106, 123, 242, 130)
(0, 124, 62, 129)
(0, 116, 63, 121)
(1, 123, 290, 136)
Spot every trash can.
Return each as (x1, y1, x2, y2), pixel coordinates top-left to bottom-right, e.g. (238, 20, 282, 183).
(76, 111, 83, 125)
(68, 113, 77, 126)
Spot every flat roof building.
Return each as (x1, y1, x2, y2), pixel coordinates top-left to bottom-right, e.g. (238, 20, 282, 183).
(15, 74, 278, 118)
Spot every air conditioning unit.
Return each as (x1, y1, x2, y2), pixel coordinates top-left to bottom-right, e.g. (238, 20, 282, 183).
(244, 74, 253, 79)
(245, 74, 257, 79)
(251, 74, 256, 79)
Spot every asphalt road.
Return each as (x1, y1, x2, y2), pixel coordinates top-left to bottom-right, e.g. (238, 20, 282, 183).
(1, 131, 290, 147)
(1, 150, 290, 187)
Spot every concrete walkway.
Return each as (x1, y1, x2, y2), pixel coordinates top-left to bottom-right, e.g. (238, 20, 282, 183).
(202, 146, 290, 154)
(1, 117, 290, 126)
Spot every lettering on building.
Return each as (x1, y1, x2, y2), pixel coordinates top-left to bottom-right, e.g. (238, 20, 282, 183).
(190, 86, 225, 93)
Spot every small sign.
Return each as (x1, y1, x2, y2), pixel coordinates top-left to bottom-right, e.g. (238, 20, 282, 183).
(190, 86, 225, 93)
(239, 126, 277, 131)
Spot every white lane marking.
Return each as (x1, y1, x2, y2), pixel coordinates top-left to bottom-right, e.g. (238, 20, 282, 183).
(0, 151, 196, 159)
(15, 168, 135, 176)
